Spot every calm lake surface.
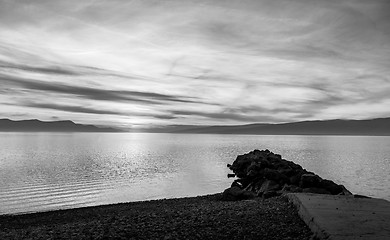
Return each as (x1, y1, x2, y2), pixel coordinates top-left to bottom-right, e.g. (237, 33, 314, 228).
(1, 133, 389, 215)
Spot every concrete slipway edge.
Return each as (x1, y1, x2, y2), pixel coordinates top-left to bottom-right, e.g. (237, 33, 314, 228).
(287, 193, 390, 240)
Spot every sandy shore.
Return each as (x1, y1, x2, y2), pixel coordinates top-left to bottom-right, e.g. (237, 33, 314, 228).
(0, 194, 312, 240)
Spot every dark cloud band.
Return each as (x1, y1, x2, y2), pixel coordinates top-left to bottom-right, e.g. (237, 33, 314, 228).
(0, 73, 201, 105)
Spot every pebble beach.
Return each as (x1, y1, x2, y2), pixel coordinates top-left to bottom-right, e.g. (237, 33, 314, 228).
(0, 194, 312, 240)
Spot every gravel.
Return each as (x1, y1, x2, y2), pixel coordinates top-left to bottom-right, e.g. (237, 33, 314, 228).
(0, 194, 313, 240)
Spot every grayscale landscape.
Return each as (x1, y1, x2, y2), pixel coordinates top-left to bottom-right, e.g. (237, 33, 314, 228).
(1, 0, 389, 239)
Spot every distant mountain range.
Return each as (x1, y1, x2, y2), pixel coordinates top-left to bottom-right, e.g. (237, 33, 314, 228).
(0, 119, 121, 132)
(143, 117, 390, 136)
(1, 117, 389, 135)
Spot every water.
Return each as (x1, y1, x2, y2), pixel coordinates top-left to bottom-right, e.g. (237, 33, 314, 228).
(0, 133, 389, 215)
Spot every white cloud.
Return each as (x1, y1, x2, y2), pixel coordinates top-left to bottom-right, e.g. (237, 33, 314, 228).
(0, 0, 390, 128)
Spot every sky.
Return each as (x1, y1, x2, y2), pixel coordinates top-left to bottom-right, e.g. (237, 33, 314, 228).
(1, 0, 390, 129)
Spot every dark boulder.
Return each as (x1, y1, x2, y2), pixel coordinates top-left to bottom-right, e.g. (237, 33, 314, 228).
(339, 185, 353, 195)
(257, 179, 281, 196)
(299, 173, 322, 188)
(263, 168, 283, 182)
(354, 194, 370, 198)
(278, 166, 295, 177)
(263, 191, 282, 199)
(281, 184, 303, 193)
(221, 186, 256, 201)
(289, 173, 302, 185)
(319, 179, 343, 195)
(223, 149, 352, 199)
(302, 187, 331, 195)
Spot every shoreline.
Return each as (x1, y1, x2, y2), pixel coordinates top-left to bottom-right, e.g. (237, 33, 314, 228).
(1, 191, 381, 218)
(0, 193, 312, 240)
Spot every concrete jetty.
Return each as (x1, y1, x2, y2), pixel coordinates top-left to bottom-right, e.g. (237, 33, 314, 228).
(287, 193, 390, 240)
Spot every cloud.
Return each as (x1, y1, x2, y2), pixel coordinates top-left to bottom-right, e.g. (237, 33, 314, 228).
(24, 102, 124, 115)
(0, 61, 79, 75)
(0, 0, 390, 127)
(8, 101, 177, 121)
(171, 110, 288, 123)
(0, 73, 202, 105)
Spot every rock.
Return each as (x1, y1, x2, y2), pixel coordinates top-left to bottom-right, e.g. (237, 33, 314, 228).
(259, 159, 271, 169)
(257, 180, 281, 196)
(230, 155, 253, 178)
(221, 186, 255, 201)
(252, 178, 266, 192)
(242, 190, 256, 199)
(319, 179, 343, 195)
(221, 186, 243, 201)
(244, 182, 253, 191)
(354, 194, 371, 198)
(247, 169, 259, 178)
(339, 185, 353, 195)
(225, 149, 352, 199)
(289, 174, 301, 185)
(278, 167, 294, 177)
(263, 191, 281, 199)
(247, 162, 262, 174)
(267, 153, 282, 162)
(263, 168, 282, 182)
(302, 187, 331, 194)
(299, 173, 322, 188)
(231, 180, 242, 188)
(281, 184, 302, 193)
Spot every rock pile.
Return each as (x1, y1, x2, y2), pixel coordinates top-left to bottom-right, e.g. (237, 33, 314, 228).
(222, 149, 352, 201)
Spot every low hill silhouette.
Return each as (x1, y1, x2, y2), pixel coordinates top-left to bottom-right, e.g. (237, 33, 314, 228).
(0, 119, 121, 132)
(144, 118, 390, 136)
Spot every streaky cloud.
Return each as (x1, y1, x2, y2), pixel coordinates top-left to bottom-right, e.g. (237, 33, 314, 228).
(24, 102, 123, 116)
(171, 110, 287, 123)
(20, 101, 177, 120)
(0, 0, 390, 127)
(0, 73, 201, 105)
(0, 61, 79, 76)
